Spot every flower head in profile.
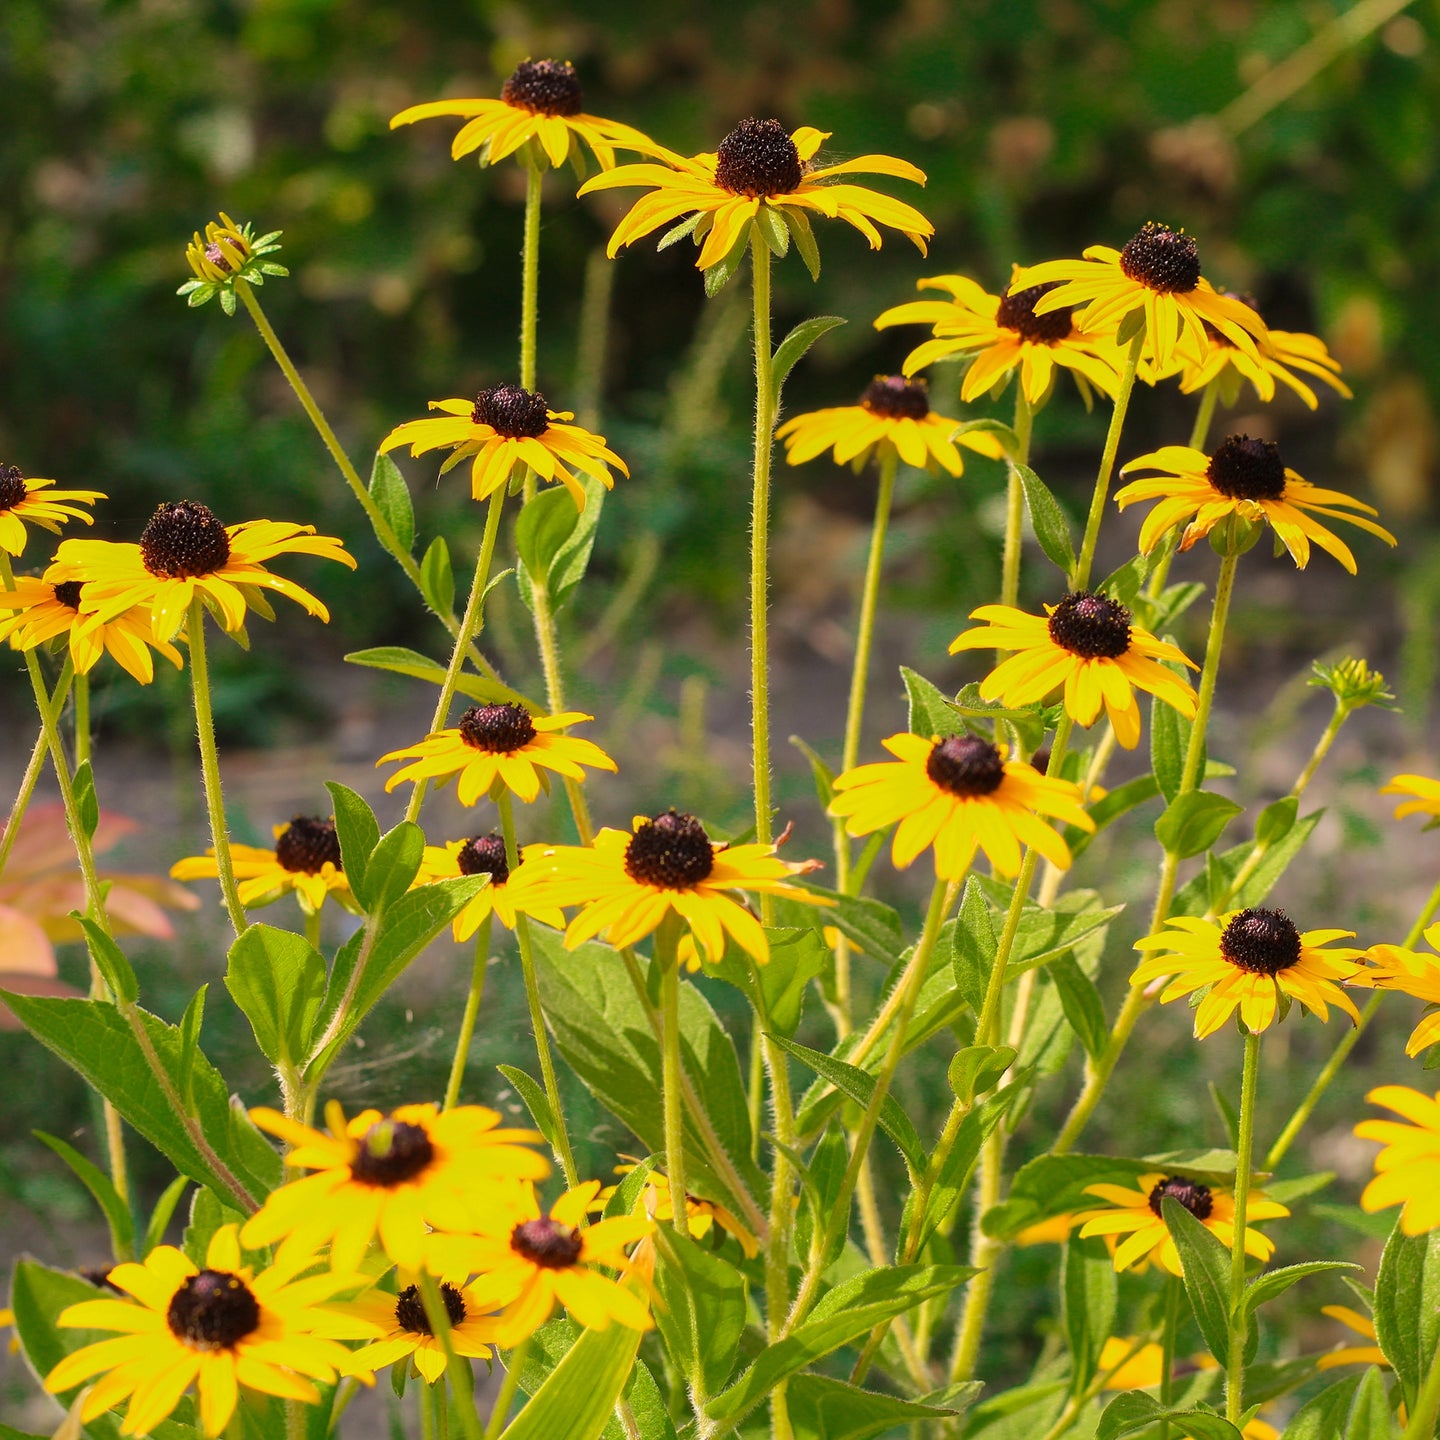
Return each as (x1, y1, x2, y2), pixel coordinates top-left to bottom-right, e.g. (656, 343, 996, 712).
(1382, 773, 1440, 829)
(43, 1225, 370, 1437)
(1076, 1172, 1288, 1276)
(391, 59, 657, 173)
(343, 1277, 499, 1385)
(510, 810, 827, 966)
(426, 1181, 652, 1344)
(776, 375, 1005, 476)
(172, 815, 355, 916)
(48, 501, 355, 643)
(597, 1165, 760, 1258)
(242, 1101, 548, 1272)
(1355, 1086, 1440, 1235)
(581, 117, 931, 275)
(380, 384, 627, 509)
(949, 593, 1198, 750)
(379, 703, 616, 806)
(178, 213, 288, 316)
(0, 464, 103, 558)
(1347, 924, 1440, 1057)
(829, 733, 1093, 879)
(875, 273, 1125, 405)
(1132, 908, 1364, 1039)
(1316, 1304, 1388, 1371)
(415, 835, 565, 937)
(1116, 436, 1395, 573)
(1010, 223, 1268, 370)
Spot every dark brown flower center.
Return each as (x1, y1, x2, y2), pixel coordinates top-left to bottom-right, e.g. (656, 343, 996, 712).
(510, 1217, 584, 1269)
(140, 501, 232, 579)
(861, 375, 929, 420)
(1119, 222, 1201, 294)
(472, 384, 551, 439)
(501, 59, 583, 118)
(714, 117, 803, 198)
(458, 702, 538, 754)
(204, 239, 245, 273)
(52, 581, 84, 611)
(394, 1282, 467, 1336)
(995, 281, 1074, 344)
(166, 1269, 261, 1350)
(0, 465, 28, 511)
(1206, 434, 1287, 502)
(350, 1118, 436, 1187)
(925, 735, 1006, 797)
(1219, 907, 1302, 976)
(624, 810, 715, 889)
(1147, 1176, 1214, 1221)
(1047, 591, 1132, 659)
(274, 816, 342, 875)
(458, 834, 509, 884)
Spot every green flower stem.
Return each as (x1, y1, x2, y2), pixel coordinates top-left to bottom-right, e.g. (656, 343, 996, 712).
(444, 915, 492, 1111)
(1001, 386, 1035, 609)
(1074, 327, 1145, 591)
(1147, 378, 1222, 600)
(419, 1270, 483, 1440)
(1158, 1273, 1182, 1440)
(1402, 1328, 1440, 1440)
(0, 681, 70, 884)
(520, 162, 542, 398)
(748, 233, 777, 870)
(950, 1129, 1003, 1382)
(498, 789, 579, 1189)
(656, 912, 688, 1230)
(74, 672, 91, 767)
(186, 601, 247, 938)
(1226, 1030, 1261, 1426)
(528, 576, 595, 845)
(484, 1337, 531, 1440)
(762, 1025, 798, 1340)
(405, 487, 507, 826)
(1265, 870, 1440, 1171)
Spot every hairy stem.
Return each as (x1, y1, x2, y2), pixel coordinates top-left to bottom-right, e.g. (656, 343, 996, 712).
(1226, 1031, 1261, 1425)
(657, 914, 688, 1229)
(1000, 386, 1034, 609)
(1074, 328, 1144, 590)
(749, 234, 777, 866)
(444, 917, 492, 1111)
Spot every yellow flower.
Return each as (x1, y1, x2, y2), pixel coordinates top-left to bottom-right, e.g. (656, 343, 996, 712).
(949, 594, 1199, 751)
(379, 384, 627, 510)
(775, 375, 1005, 475)
(379, 703, 616, 805)
(597, 1165, 760, 1259)
(1132, 909, 1364, 1039)
(828, 733, 1092, 879)
(1010, 223, 1268, 371)
(1076, 1172, 1288, 1276)
(1381, 772, 1440, 827)
(510, 810, 827, 966)
(47, 501, 355, 643)
(0, 464, 103, 558)
(43, 1225, 370, 1438)
(580, 117, 931, 273)
(178, 213, 288, 315)
(874, 272, 1125, 405)
(1317, 1305, 1389, 1370)
(1097, 1336, 1166, 1389)
(171, 816, 355, 916)
(242, 1101, 548, 1272)
(426, 1180, 652, 1343)
(1347, 924, 1440, 1056)
(415, 836, 565, 937)
(342, 1277, 499, 1385)
(1356, 1085, 1440, 1235)
(391, 59, 656, 172)
(0, 575, 182, 684)
(1116, 436, 1395, 573)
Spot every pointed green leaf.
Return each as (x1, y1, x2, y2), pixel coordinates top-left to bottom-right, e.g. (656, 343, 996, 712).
(369, 451, 415, 555)
(33, 1131, 135, 1260)
(420, 534, 454, 615)
(770, 316, 846, 409)
(652, 1226, 748, 1395)
(225, 924, 327, 1067)
(1062, 1233, 1117, 1396)
(1162, 1195, 1233, 1364)
(1374, 1219, 1440, 1413)
(1015, 463, 1076, 576)
(325, 781, 380, 910)
(1155, 790, 1243, 859)
(497, 1064, 559, 1154)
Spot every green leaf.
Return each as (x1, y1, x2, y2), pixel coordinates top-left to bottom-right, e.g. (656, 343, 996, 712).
(1062, 1234, 1117, 1397)
(420, 534, 455, 615)
(34, 1130, 135, 1260)
(773, 885, 902, 968)
(781, 208, 821, 281)
(752, 203, 790, 258)
(1255, 795, 1298, 847)
(602, 1156, 657, 1222)
(1050, 955, 1108, 1059)
(1172, 811, 1324, 918)
(785, 1376, 963, 1440)
(652, 1226, 748, 1395)
(1162, 1195, 1233, 1364)
(225, 924, 327, 1067)
(1342, 1364, 1398, 1440)
(952, 876, 997, 1014)
(143, 1174, 191, 1257)
(1280, 1376, 1362, 1440)
(1374, 1218, 1440, 1412)
(789, 734, 836, 808)
(1015, 463, 1076, 576)
(703, 238, 747, 298)
(497, 1064, 559, 1154)
(369, 451, 415, 555)
(72, 758, 99, 840)
(952, 417, 1020, 454)
(1115, 305, 1147, 346)
(1065, 773, 1160, 858)
(1155, 790, 1243, 859)
(948, 1044, 1016, 1106)
(325, 781, 380, 909)
(613, 1359, 677, 1440)
(1097, 1392, 1242, 1440)
(704, 1265, 977, 1424)
(770, 316, 845, 409)
(548, 474, 606, 610)
(1244, 1260, 1361, 1317)
(77, 915, 139, 1006)
(902, 665, 965, 740)
(794, 1125, 849, 1270)
(365, 820, 426, 913)
(176, 984, 205, 1111)
(517, 486, 582, 585)
(708, 927, 826, 1037)
(1151, 690, 1191, 804)
(344, 645, 525, 706)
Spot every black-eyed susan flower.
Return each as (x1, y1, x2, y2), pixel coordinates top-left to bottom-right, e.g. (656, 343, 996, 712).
(828, 733, 1093, 879)
(1011, 223, 1268, 371)
(172, 815, 355, 916)
(1131, 908, 1364, 1039)
(177, 213, 288, 316)
(426, 1180, 652, 1342)
(1116, 436, 1396, 573)
(1347, 926, 1440, 1057)
(1381, 773, 1440, 828)
(581, 117, 932, 273)
(1355, 1086, 1440, 1235)
(775, 375, 1005, 475)
(391, 59, 656, 173)
(242, 1102, 548, 1273)
(1317, 1305, 1389, 1370)
(47, 501, 355, 644)
(342, 1277, 499, 1385)
(597, 1166, 760, 1259)
(510, 810, 826, 966)
(874, 274, 1125, 404)
(949, 593, 1199, 750)
(378, 703, 616, 806)
(0, 576, 183, 684)
(1075, 1172, 1288, 1276)
(42, 1225, 370, 1438)
(379, 383, 627, 509)
(415, 835, 565, 937)
(0, 464, 103, 559)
